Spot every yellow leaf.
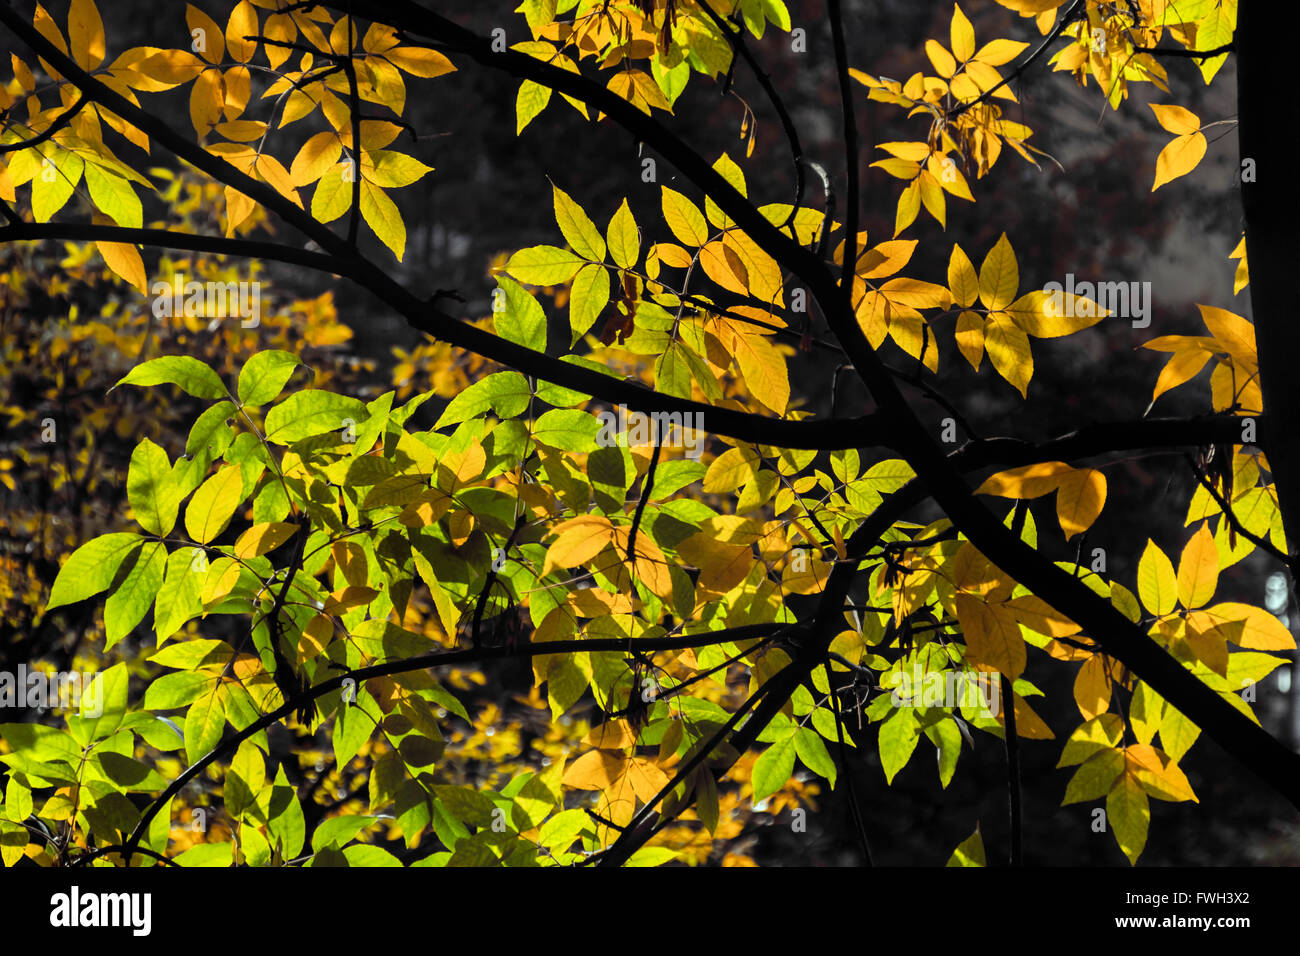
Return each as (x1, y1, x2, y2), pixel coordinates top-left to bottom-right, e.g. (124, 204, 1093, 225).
(917, 169, 946, 226)
(1183, 612, 1230, 676)
(290, 131, 342, 186)
(1176, 522, 1219, 610)
(625, 758, 670, 803)
(1151, 349, 1212, 403)
(96, 239, 147, 293)
(384, 46, 456, 78)
(542, 515, 617, 576)
(995, 0, 1068, 14)
(186, 4, 225, 65)
(661, 187, 708, 247)
(950, 3, 976, 62)
(984, 312, 1032, 397)
(731, 330, 790, 414)
(225, 0, 259, 64)
(955, 309, 984, 369)
(955, 594, 1025, 678)
(857, 239, 916, 279)
(233, 522, 297, 559)
(978, 233, 1018, 310)
(1137, 540, 1177, 617)
(1149, 103, 1200, 136)
(894, 178, 921, 236)
(1127, 745, 1197, 803)
(975, 38, 1029, 65)
(1197, 304, 1256, 370)
(879, 277, 951, 309)
(1106, 770, 1149, 865)
(1055, 468, 1106, 539)
(1004, 594, 1080, 637)
(201, 557, 241, 606)
(1200, 602, 1296, 650)
(68, 0, 105, 70)
(185, 465, 244, 545)
(1007, 692, 1055, 739)
(703, 445, 759, 495)
(1073, 655, 1111, 720)
(1006, 289, 1105, 337)
(189, 67, 225, 137)
(360, 180, 405, 260)
(975, 460, 1074, 498)
(561, 749, 624, 791)
(552, 182, 606, 261)
(948, 244, 979, 307)
(1152, 131, 1206, 191)
(699, 240, 749, 296)
(606, 198, 640, 270)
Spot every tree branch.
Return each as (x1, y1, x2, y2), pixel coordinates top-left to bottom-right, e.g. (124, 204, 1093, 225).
(113, 622, 792, 865)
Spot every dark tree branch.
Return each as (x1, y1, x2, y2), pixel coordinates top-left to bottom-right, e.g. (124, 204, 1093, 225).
(1133, 42, 1234, 59)
(0, 93, 87, 153)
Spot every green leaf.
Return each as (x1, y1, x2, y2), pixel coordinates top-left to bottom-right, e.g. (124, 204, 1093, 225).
(31, 149, 83, 222)
(654, 341, 692, 399)
(751, 727, 796, 803)
(148, 639, 231, 670)
(263, 390, 368, 444)
(794, 726, 837, 787)
(532, 409, 601, 452)
(343, 844, 402, 866)
(434, 371, 532, 429)
(552, 183, 606, 261)
(115, 356, 226, 399)
(365, 150, 434, 188)
(1063, 748, 1126, 804)
(878, 708, 920, 783)
(569, 263, 610, 343)
(312, 814, 379, 852)
(144, 672, 214, 711)
(84, 163, 142, 228)
(47, 533, 142, 610)
(361, 179, 406, 260)
(184, 688, 225, 764)
(238, 350, 302, 406)
(1107, 773, 1149, 865)
(505, 245, 585, 286)
(67, 663, 130, 745)
(186, 401, 236, 458)
(312, 162, 351, 223)
(174, 842, 234, 867)
(537, 808, 590, 853)
(626, 846, 679, 867)
(105, 540, 166, 650)
(946, 826, 986, 866)
(606, 198, 640, 270)
(516, 80, 551, 134)
(493, 276, 547, 353)
(127, 438, 181, 536)
(153, 548, 206, 643)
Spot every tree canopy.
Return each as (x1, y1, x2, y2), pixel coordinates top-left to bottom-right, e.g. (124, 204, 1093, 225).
(0, 0, 1295, 869)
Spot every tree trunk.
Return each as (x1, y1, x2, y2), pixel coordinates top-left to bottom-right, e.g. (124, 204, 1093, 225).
(1237, 1, 1300, 574)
